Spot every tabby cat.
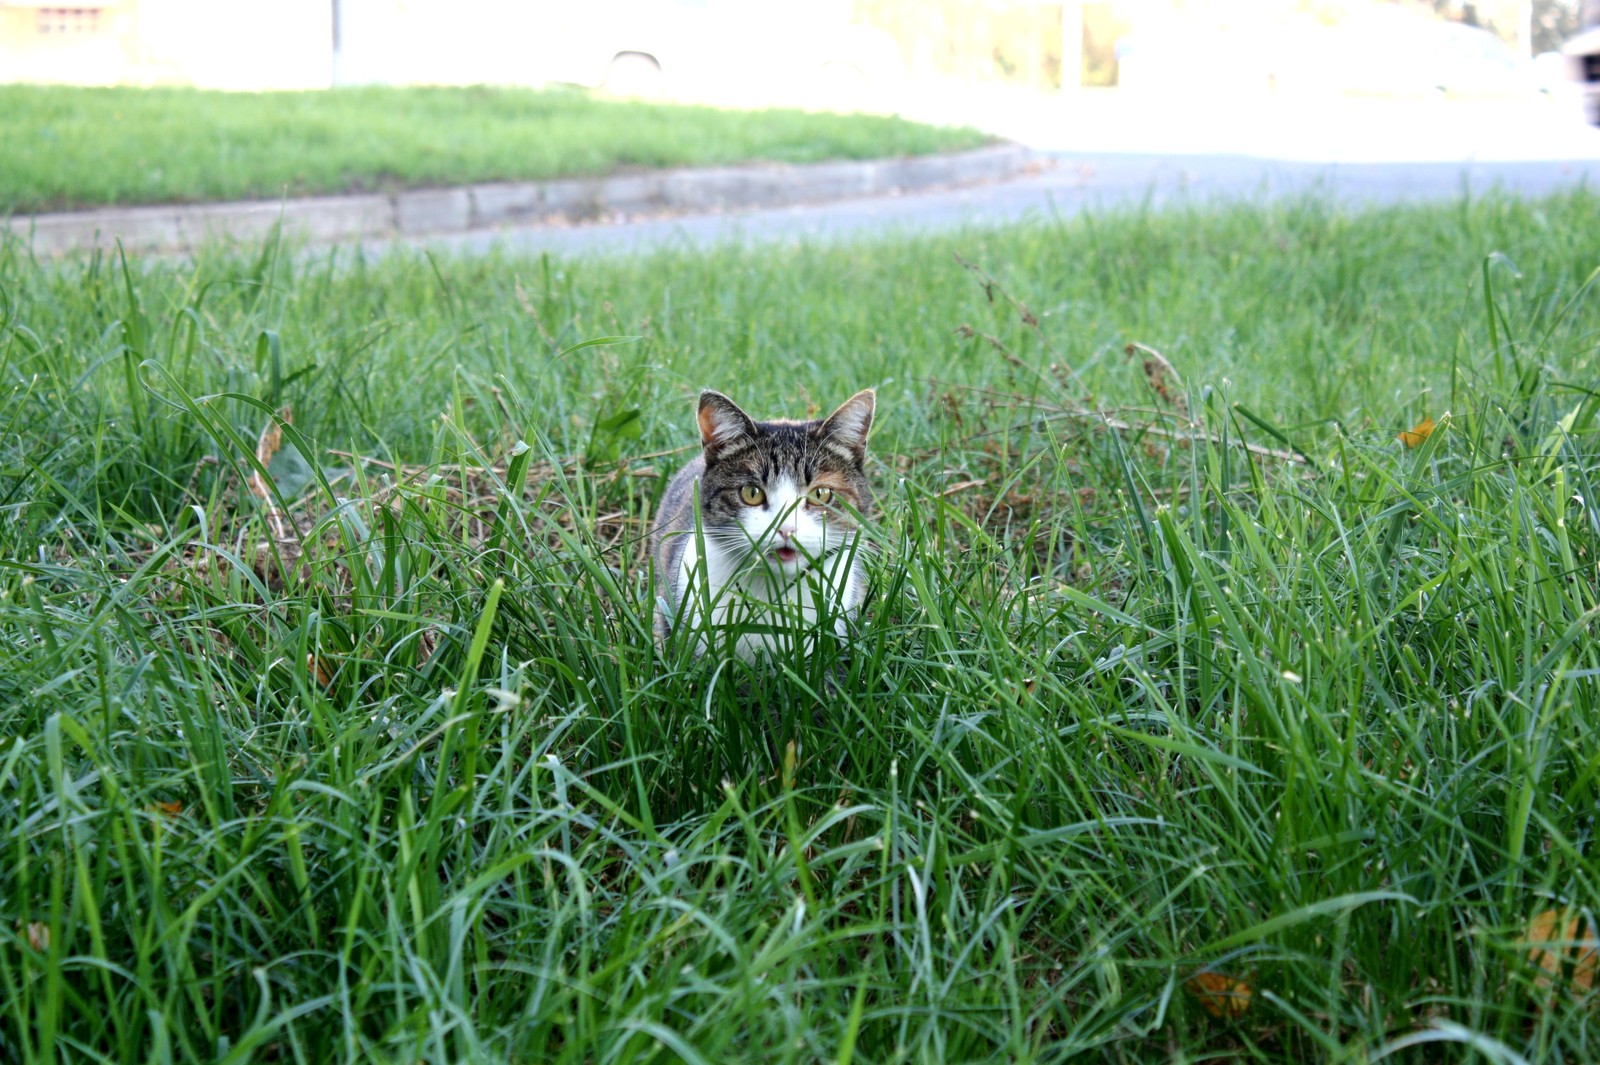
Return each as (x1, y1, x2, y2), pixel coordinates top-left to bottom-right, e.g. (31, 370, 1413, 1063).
(651, 389, 875, 662)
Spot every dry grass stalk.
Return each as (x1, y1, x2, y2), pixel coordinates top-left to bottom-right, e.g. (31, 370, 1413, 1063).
(247, 405, 295, 544)
(1127, 341, 1188, 415)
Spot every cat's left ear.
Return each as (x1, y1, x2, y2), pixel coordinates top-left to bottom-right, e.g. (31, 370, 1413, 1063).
(818, 389, 875, 461)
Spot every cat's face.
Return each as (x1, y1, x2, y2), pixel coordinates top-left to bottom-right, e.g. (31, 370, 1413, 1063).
(693, 389, 874, 580)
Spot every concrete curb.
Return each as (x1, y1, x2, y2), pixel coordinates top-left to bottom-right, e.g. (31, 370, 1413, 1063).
(7, 143, 1041, 256)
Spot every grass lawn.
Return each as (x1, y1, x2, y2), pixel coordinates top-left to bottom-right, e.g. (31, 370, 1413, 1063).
(0, 84, 991, 216)
(2, 190, 1598, 1062)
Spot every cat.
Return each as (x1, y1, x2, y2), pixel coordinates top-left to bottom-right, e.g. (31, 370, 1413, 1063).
(651, 389, 876, 663)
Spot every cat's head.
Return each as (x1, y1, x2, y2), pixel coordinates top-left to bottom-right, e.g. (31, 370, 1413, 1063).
(693, 389, 875, 577)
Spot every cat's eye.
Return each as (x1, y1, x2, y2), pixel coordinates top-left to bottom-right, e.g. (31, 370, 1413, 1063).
(738, 484, 766, 506)
(806, 485, 835, 506)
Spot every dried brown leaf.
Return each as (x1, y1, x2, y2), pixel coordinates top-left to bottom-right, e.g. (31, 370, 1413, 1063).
(1525, 908, 1599, 999)
(417, 628, 440, 668)
(1185, 970, 1253, 1020)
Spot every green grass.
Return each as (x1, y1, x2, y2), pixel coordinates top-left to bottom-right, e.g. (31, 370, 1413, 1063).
(2, 189, 1599, 1062)
(0, 84, 991, 215)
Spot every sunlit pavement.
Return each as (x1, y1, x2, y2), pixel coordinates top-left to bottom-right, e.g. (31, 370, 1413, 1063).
(420, 83, 1600, 258)
(897, 81, 1600, 164)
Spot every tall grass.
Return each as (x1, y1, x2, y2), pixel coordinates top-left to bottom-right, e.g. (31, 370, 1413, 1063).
(1, 190, 1597, 1061)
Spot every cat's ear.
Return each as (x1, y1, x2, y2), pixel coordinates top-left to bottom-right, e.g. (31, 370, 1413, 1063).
(697, 390, 757, 457)
(817, 389, 875, 461)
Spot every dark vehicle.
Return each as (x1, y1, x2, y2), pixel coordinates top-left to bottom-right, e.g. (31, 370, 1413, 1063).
(1563, 0, 1600, 123)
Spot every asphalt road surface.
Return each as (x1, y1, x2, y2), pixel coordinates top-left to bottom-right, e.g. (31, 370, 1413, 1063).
(409, 91, 1600, 258)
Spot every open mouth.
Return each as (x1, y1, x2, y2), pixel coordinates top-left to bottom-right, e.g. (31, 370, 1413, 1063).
(770, 546, 799, 564)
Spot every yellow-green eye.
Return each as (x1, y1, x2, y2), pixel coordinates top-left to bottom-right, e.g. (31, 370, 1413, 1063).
(806, 485, 835, 506)
(738, 484, 766, 506)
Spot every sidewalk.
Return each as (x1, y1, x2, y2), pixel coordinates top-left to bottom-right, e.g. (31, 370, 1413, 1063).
(899, 82, 1600, 164)
(13, 86, 1599, 259)
(5, 143, 1041, 257)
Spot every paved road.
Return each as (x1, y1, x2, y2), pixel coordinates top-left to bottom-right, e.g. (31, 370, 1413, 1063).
(409, 91, 1600, 258)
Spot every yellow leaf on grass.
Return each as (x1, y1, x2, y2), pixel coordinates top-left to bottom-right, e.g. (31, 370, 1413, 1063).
(1525, 908, 1598, 998)
(1185, 970, 1253, 1019)
(781, 739, 798, 791)
(1397, 417, 1436, 449)
(23, 921, 49, 951)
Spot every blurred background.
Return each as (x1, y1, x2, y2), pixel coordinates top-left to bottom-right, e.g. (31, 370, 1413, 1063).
(4, 0, 1599, 150)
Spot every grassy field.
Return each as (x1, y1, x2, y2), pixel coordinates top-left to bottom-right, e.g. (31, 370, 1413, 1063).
(0, 84, 990, 216)
(2, 189, 1598, 1062)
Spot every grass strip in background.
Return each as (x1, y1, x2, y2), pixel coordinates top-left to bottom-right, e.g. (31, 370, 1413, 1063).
(0, 83, 990, 215)
(1, 190, 1598, 1060)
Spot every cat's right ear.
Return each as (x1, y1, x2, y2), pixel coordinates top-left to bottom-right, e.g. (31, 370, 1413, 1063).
(697, 390, 756, 458)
